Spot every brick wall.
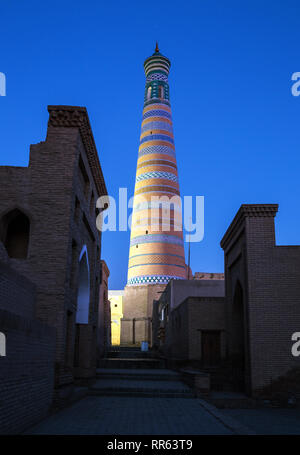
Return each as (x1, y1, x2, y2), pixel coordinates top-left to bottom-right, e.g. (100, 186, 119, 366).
(164, 296, 226, 362)
(0, 258, 36, 319)
(0, 106, 108, 389)
(0, 309, 55, 434)
(122, 284, 166, 345)
(246, 213, 300, 394)
(221, 204, 300, 396)
(188, 297, 226, 360)
(0, 259, 55, 434)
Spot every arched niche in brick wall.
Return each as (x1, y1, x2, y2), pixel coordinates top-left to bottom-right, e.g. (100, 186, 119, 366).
(1, 208, 30, 259)
(76, 245, 90, 324)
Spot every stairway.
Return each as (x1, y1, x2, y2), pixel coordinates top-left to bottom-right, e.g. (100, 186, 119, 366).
(98, 346, 164, 369)
(92, 347, 195, 398)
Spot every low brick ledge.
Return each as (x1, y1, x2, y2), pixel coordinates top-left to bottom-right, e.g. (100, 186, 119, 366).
(180, 369, 210, 396)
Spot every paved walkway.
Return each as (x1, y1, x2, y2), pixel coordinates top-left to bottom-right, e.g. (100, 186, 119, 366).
(25, 396, 240, 435)
(221, 408, 300, 435)
(23, 354, 300, 436)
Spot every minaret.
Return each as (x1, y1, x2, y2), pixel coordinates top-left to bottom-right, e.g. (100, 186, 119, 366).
(127, 44, 187, 286)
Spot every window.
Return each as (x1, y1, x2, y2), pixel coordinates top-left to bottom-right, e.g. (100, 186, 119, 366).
(159, 86, 164, 99)
(147, 86, 152, 100)
(2, 209, 30, 259)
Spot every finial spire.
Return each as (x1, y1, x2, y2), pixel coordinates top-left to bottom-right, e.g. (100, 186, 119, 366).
(155, 41, 159, 53)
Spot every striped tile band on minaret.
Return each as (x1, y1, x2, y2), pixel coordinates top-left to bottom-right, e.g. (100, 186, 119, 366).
(127, 44, 187, 286)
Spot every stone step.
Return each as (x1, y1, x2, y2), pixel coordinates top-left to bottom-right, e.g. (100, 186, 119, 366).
(106, 351, 153, 359)
(96, 368, 181, 381)
(99, 358, 165, 369)
(89, 390, 195, 398)
(89, 379, 195, 398)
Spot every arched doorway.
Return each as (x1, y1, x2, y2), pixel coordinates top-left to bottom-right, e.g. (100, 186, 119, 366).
(232, 280, 246, 391)
(2, 209, 30, 258)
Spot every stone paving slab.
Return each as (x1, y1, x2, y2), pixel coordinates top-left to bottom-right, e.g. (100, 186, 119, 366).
(25, 396, 236, 435)
(221, 408, 300, 435)
(197, 399, 256, 435)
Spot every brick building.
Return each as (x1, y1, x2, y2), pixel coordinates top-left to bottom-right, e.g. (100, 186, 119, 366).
(0, 105, 109, 431)
(152, 279, 225, 362)
(221, 204, 300, 396)
(153, 204, 300, 398)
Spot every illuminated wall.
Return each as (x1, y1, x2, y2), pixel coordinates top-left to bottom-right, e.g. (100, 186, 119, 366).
(109, 291, 124, 345)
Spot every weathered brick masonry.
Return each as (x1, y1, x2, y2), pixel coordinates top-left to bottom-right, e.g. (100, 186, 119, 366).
(0, 248, 55, 434)
(154, 204, 300, 398)
(221, 204, 300, 396)
(153, 280, 225, 365)
(168, 296, 226, 363)
(0, 105, 108, 431)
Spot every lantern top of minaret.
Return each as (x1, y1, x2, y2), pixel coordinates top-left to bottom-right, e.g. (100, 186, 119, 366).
(151, 41, 164, 57)
(144, 43, 171, 76)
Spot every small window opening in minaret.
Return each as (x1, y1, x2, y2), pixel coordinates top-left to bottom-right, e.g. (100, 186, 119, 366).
(146, 230, 148, 234)
(147, 86, 152, 100)
(159, 86, 164, 99)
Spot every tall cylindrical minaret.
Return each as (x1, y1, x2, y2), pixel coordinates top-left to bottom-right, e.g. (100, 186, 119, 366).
(127, 44, 187, 286)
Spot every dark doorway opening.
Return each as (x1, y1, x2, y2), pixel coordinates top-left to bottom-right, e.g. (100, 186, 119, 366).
(202, 330, 221, 367)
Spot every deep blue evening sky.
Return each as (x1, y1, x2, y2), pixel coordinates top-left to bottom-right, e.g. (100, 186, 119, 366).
(0, 0, 300, 289)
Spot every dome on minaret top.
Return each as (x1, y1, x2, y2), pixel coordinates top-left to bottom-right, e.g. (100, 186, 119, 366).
(144, 43, 171, 77)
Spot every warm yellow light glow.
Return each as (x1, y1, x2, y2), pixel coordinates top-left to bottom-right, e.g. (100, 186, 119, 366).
(109, 291, 123, 345)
